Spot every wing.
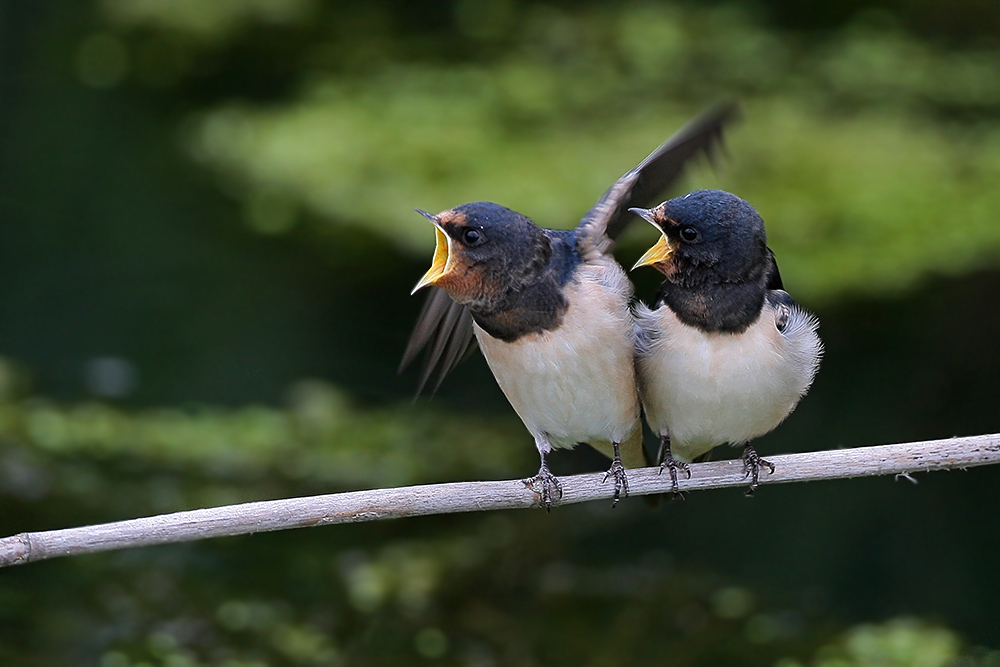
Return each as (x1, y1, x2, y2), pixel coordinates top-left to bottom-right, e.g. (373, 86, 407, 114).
(765, 247, 784, 291)
(398, 286, 478, 395)
(576, 102, 741, 256)
(401, 103, 740, 394)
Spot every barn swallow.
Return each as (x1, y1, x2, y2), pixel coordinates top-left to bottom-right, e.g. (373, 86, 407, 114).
(630, 190, 822, 494)
(402, 105, 740, 509)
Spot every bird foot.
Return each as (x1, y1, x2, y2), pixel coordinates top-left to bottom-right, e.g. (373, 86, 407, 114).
(658, 454, 691, 498)
(523, 464, 563, 511)
(741, 444, 774, 496)
(603, 447, 630, 507)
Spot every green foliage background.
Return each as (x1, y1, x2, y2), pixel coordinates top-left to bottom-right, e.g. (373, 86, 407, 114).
(1, 0, 999, 664)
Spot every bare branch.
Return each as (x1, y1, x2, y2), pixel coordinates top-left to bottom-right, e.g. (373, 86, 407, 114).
(2, 434, 998, 568)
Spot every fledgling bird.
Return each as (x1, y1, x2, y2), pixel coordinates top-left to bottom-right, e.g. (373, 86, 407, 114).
(402, 106, 739, 509)
(410, 202, 642, 507)
(631, 190, 822, 494)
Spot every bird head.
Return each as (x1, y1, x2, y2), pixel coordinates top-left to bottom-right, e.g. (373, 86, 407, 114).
(412, 202, 548, 309)
(630, 190, 767, 285)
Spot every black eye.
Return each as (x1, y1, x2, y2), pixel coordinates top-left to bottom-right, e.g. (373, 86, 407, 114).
(680, 226, 699, 242)
(462, 228, 484, 246)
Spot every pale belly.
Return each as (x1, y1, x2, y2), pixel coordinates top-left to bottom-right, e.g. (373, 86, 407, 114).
(475, 275, 641, 451)
(636, 303, 820, 462)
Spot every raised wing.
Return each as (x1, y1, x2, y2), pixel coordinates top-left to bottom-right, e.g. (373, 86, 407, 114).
(401, 103, 740, 394)
(576, 102, 740, 255)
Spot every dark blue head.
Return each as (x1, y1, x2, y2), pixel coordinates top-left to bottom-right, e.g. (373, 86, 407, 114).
(412, 201, 549, 309)
(632, 190, 768, 285)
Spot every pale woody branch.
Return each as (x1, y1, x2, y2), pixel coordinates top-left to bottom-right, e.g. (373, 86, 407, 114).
(2, 434, 998, 568)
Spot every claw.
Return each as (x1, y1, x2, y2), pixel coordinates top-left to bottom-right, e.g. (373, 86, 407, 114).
(603, 442, 630, 507)
(741, 443, 774, 495)
(658, 454, 691, 498)
(523, 462, 563, 511)
(656, 434, 690, 498)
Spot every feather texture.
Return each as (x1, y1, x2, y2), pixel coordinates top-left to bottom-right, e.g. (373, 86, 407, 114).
(401, 104, 740, 393)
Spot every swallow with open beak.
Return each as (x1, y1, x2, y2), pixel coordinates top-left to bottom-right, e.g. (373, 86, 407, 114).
(631, 190, 822, 494)
(403, 106, 739, 509)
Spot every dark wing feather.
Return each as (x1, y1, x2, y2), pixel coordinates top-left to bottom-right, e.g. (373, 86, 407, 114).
(765, 247, 784, 291)
(401, 103, 740, 394)
(576, 102, 741, 254)
(398, 286, 478, 395)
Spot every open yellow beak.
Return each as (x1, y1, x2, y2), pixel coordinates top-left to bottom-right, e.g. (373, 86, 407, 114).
(632, 234, 672, 270)
(412, 215, 453, 294)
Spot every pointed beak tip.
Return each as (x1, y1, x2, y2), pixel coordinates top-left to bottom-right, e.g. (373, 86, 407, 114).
(630, 255, 656, 272)
(632, 235, 672, 271)
(415, 208, 437, 222)
(630, 207, 657, 225)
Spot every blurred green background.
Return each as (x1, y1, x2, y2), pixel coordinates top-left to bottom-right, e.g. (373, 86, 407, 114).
(2, 0, 1000, 665)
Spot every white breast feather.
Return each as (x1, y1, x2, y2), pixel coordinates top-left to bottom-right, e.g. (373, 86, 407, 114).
(635, 300, 822, 462)
(475, 259, 641, 452)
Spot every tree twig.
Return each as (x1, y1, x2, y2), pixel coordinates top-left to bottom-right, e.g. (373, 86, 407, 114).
(2, 434, 998, 568)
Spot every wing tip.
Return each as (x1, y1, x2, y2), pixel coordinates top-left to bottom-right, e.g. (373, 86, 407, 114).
(399, 288, 478, 397)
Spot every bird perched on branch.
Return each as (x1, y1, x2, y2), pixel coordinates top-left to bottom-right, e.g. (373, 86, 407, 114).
(402, 105, 739, 509)
(631, 190, 822, 494)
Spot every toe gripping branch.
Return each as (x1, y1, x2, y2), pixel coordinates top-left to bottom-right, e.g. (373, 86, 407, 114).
(741, 442, 775, 495)
(603, 441, 629, 507)
(524, 458, 563, 511)
(657, 435, 691, 497)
